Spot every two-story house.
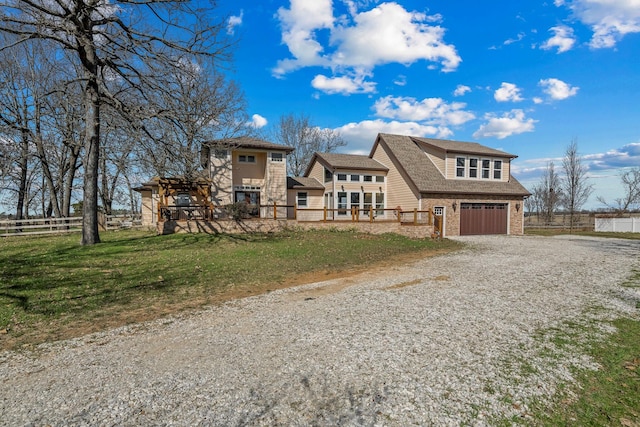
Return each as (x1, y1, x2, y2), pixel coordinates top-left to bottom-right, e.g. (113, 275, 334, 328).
(290, 133, 530, 236)
(136, 137, 293, 226)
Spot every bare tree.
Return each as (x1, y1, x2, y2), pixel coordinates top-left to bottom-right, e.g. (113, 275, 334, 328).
(536, 162, 563, 224)
(1, 0, 232, 244)
(273, 113, 346, 176)
(597, 167, 640, 215)
(561, 140, 593, 232)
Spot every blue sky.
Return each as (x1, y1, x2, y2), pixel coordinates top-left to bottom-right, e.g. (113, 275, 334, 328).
(219, 0, 640, 209)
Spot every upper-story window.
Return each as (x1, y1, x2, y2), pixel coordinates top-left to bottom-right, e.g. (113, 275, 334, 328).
(482, 159, 491, 179)
(337, 173, 347, 181)
(238, 154, 256, 163)
(270, 152, 283, 162)
(324, 168, 333, 183)
(456, 157, 465, 177)
(375, 175, 385, 183)
(494, 160, 502, 180)
(455, 156, 505, 180)
(363, 175, 373, 182)
(351, 174, 360, 182)
(214, 149, 228, 159)
(469, 158, 478, 178)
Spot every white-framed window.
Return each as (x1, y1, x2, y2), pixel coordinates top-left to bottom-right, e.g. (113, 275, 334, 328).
(434, 206, 444, 216)
(214, 149, 228, 159)
(494, 160, 502, 179)
(350, 174, 360, 182)
(350, 192, 360, 211)
(337, 173, 347, 181)
(238, 154, 256, 163)
(270, 152, 283, 162)
(375, 175, 385, 183)
(337, 192, 347, 215)
(469, 158, 479, 178)
(456, 157, 466, 177)
(363, 175, 373, 182)
(482, 159, 491, 179)
(324, 168, 333, 183)
(297, 192, 308, 207)
(375, 193, 385, 215)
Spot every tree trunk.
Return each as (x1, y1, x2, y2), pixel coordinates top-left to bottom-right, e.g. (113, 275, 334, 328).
(81, 74, 101, 245)
(15, 128, 29, 227)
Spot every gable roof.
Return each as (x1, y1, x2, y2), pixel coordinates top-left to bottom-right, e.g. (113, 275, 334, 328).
(305, 152, 388, 176)
(207, 136, 294, 153)
(287, 176, 325, 190)
(373, 133, 530, 197)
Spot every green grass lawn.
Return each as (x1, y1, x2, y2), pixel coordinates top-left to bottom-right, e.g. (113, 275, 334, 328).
(0, 228, 459, 349)
(525, 228, 640, 240)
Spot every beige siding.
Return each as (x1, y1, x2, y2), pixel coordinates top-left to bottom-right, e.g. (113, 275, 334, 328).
(445, 154, 511, 182)
(265, 154, 287, 204)
(233, 151, 266, 187)
(139, 189, 154, 226)
(307, 161, 325, 184)
(210, 151, 233, 206)
(372, 143, 419, 210)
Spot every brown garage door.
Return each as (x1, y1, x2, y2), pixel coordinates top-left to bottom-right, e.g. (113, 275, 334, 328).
(460, 203, 508, 235)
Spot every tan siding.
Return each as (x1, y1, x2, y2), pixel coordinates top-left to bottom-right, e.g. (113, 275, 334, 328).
(233, 151, 266, 187)
(418, 144, 446, 175)
(210, 152, 233, 206)
(265, 157, 287, 204)
(307, 161, 325, 185)
(372, 143, 419, 210)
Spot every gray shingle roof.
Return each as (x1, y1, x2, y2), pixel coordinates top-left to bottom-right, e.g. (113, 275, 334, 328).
(311, 152, 388, 172)
(287, 177, 325, 190)
(376, 133, 530, 197)
(410, 135, 517, 158)
(207, 137, 294, 153)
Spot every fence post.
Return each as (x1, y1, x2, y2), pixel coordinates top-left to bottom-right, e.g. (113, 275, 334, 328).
(369, 206, 373, 222)
(397, 208, 402, 223)
(414, 208, 417, 225)
(323, 206, 327, 222)
(273, 202, 277, 219)
(294, 204, 297, 220)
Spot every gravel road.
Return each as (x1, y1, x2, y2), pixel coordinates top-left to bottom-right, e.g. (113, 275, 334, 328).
(1, 235, 639, 426)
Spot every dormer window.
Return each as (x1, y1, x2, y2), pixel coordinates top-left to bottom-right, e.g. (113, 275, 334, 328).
(494, 160, 502, 180)
(469, 158, 478, 178)
(482, 159, 491, 179)
(456, 157, 465, 177)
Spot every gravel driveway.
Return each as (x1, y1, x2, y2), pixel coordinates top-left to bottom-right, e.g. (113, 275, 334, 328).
(1, 235, 639, 426)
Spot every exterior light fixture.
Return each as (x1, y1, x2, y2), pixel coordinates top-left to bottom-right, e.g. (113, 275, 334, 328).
(452, 201, 457, 212)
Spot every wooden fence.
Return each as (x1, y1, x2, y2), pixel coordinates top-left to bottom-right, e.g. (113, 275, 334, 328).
(0, 214, 143, 237)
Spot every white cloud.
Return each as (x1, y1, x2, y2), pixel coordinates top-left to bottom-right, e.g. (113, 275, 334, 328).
(453, 84, 471, 97)
(336, 119, 453, 153)
(373, 95, 475, 126)
(273, 1, 461, 91)
(273, 0, 334, 75)
(393, 75, 407, 86)
(227, 10, 243, 35)
(494, 82, 524, 102)
(539, 78, 579, 100)
(248, 114, 268, 129)
(473, 109, 537, 139)
(329, 3, 461, 72)
(311, 71, 376, 94)
(504, 32, 526, 45)
(559, 0, 640, 48)
(540, 25, 576, 53)
(533, 97, 544, 104)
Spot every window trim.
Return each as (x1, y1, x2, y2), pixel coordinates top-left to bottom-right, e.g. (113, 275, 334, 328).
(238, 154, 256, 163)
(456, 157, 466, 178)
(337, 173, 347, 181)
(297, 191, 308, 207)
(270, 152, 283, 162)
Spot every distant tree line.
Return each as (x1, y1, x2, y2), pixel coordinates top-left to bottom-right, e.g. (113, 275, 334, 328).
(526, 140, 640, 230)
